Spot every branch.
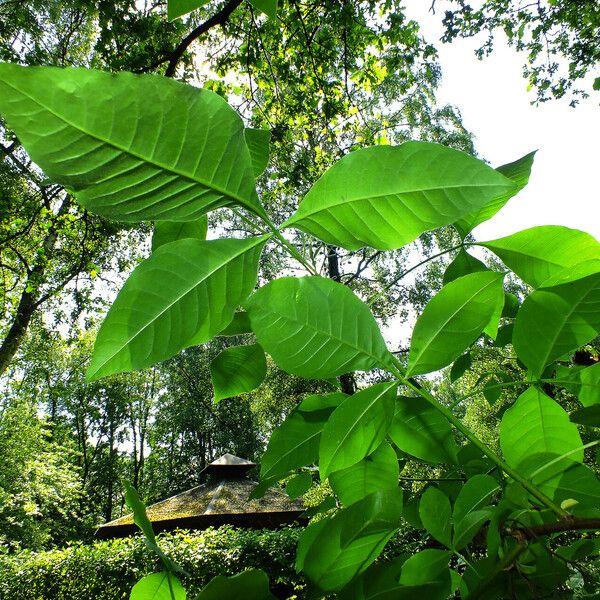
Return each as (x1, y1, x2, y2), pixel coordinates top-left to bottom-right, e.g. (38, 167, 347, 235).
(164, 0, 244, 78)
(506, 517, 600, 542)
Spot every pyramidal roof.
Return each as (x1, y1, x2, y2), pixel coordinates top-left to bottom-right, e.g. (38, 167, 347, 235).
(96, 454, 304, 539)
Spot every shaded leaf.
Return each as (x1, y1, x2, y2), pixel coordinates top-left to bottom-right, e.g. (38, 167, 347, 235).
(284, 142, 517, 251)
(210, 344, 267, 402)
(398, 550, 452, 600)
(443, 250, 488, 285)
(218, 311, 252, 336)
(450, 352, 472, 382)
(419, 487, 452, 547)
(0, 65, 264, 221)
(244, 127, 271, 176)
(407, 272, 505, 376)
(167, 0, 210, 20)
(195, 570, 276, 600)
(260, 393, 346, 480)
(329, 441, 399, 506)
(513, 269, 600, 377)
(152, 218, 208, 251)
(248, 0, 278, 18)
(285, 473, 313, 500)
(570, 405, 600, 427)
(87, 236, 268, 381)
(389, 396, 459, 464)
(245, 276, 394, 378)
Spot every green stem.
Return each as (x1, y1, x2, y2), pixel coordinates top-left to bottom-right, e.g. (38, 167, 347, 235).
(388, 357, 568, 518)
(264, 217, 319, 275)
(448, 379, 530, 410)
(368, 242, 468, 306)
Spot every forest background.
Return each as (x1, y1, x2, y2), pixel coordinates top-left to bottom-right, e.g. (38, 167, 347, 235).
(0, 0, 598, 577)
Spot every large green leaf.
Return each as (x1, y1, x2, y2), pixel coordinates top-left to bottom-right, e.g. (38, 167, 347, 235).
(210, 344, 267, 402)
(329, 441, 399, 506)
(407, 272, 505, 376)
(389, 396, 459, 464)
(454, 151, 535, 237)
(283, 142, 517, 251)
(87, 236, 268, 381)
(500, 388, 583, 469)
(419, 487, 452, 548)
(248, 0, 278, 18)
(480, 226, 600, 288)
(452, 475, 499, 550)
(152, 218, 208, 252)
(297, 489, 403, 592)
(260, 393, 346, 480)
(167, 0, 210, 20)
(513, 269, 600, 377)
(319, 382, 398, 478)
(398, 550, 453, 600)
(130, 572, 186, 600)
(244, 128, 271, 176)
(195, 570, 276, 600)
(245, 276, 394, 378)
(0, 65, 264, 221)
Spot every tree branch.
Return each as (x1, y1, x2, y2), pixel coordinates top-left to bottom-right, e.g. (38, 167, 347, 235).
(506, 517, 600, 542)
(164, 0, 244, 78)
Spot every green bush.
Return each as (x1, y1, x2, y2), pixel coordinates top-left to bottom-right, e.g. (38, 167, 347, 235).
(0, 526, 303, 600)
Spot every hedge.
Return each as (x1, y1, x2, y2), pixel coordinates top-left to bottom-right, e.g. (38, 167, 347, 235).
(0, 526, 303, 600)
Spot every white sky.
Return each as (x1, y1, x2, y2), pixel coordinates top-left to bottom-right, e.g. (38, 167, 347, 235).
(404, 1, 600, 242)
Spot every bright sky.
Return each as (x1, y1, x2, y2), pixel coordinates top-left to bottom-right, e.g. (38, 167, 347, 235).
(405, 2, 600, 242)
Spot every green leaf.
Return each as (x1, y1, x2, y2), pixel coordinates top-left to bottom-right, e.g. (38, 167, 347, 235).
(298, 489, 403, 592)
(329, 441, 399, 506)
(87, 236, 268, 381)
(443, 250, 488, 285)
(218, 311, 252, 336)
(419, 487, 452, 548)
(195, 570, 276, 600)
(283, 142, 518, 251)
(210, 344, 267, 402)
(248, 0, 278, 18)
(389, 396, 459, 464)
(500, 388, 583, 469)
(244, 128, 271, 176)
(480, 226, 600, 288)
(452, 475, 499, 549)
(483, 379, 502, 405)
(124, 482, 156, 545)
(594, 77, 600, 91)
(152, 218, 208, 252)
(260, 393, 346, 480)
(285, 473, 312, 499)
(407, 272, 505, 376)
(570, 405, 600, 427)
(454, 151, 536, 237)
(130, 572, 186, 600)
(513, 269, 600, 377)
(319, 382, 398, 478)
(573, 362, 600, 407)
(0, 65, 264, 221)
(300, 495, 337, 519)
(245, 276, 394, 378)
(450, 352, 472, 383)
(502, 292, 520, 318)
(167, 0, 210, 20)
(398, 550, 452, 599)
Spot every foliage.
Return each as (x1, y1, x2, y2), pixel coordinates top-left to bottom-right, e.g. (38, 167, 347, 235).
(1, 3, 600, 599)
(0, 527, 303, 600)
(442, 0, 600, 104)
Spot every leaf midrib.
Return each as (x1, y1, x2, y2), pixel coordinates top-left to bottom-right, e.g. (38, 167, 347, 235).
(3, 78, 254, 209)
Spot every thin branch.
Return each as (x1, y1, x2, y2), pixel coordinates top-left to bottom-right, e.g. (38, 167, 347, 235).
(164, 0, 244, 78)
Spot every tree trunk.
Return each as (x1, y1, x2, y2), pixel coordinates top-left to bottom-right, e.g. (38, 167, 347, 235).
(326, 245, 357, 395)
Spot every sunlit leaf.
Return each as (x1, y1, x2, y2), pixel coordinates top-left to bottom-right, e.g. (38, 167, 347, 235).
(210, 343, 267, 402)
(407, 271, 505, 376)
(245, 276, 394, 378)
(244, 128, 271, 176)
(195, 570, 276, 599)
(87, 236, 268, 381)
(442, 250, 488, 285)
(454, 151, 535, 237)
(500, 388, 583, 469)
(480, 226, 600, 288)
(284, 142, 517, 251)
(218, 311, 252, 336)
(0, 64, 264, 221)
(320, 381, 398, 478)
(285, 472, 313, 500)
(130, 572, 186, 600)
